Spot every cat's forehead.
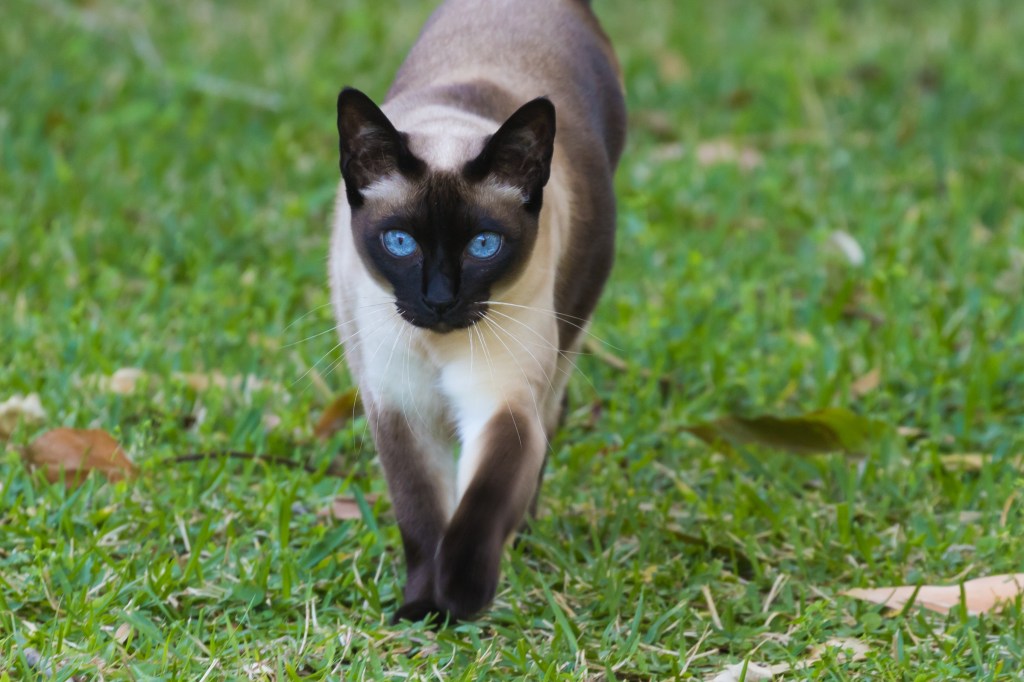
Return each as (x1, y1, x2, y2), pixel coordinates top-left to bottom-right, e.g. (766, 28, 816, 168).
(353, 172, 472, 242)
(406, 130, 484, 171)
(359, 168, 522, 231)
(400, 109, 490, 170)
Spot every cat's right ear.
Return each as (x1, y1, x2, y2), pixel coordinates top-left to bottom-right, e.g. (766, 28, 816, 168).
(336, 87, 424, 208)
(463, 97, 556, 214)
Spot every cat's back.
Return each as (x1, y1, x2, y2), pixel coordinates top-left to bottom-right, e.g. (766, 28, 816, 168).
(385, 0, 625, 167)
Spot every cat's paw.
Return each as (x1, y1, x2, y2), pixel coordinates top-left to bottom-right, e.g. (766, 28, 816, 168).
(434, 534, 502, 620)
(392, 598, 451, 626)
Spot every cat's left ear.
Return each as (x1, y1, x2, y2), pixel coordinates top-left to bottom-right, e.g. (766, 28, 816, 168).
(337, 87, 424, 208)
(464, 97, 556, 213)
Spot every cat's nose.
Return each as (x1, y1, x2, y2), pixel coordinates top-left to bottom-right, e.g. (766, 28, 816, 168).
(423, 295, 455, 315)
(424, 269, 457, 315)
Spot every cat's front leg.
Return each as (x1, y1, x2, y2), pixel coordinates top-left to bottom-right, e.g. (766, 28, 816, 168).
(367, 405, 455, 622)
(433, 407, 545, 619)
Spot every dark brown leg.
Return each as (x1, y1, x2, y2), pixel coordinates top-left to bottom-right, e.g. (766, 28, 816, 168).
(527, 389, 569, 520)
(433, 409, 545, 620)
(367, 407, 453, 622)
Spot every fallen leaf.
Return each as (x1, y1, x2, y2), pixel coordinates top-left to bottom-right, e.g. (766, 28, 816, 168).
(114, 623, 132, 643)
(107, 367, 148, 394)
(632, 109, 677, 140)
(657, 49, 690, 82)
(88, 369, 278, 396)
(696, 140, 763, 171)
(318, 494, 380, 520)
(684, 408, 885, 457)
(0, 393, 47, 440)
(940, 453, 987, 472)
(314, 388, 363, 440)
(827, 230, 866, 266)
(24, 428, 137, 487)
(791, 330, 816, 349)
(725, 88, 754, 109)
(841, 305, 886, 328)
(805, 637, 869, 666)
(175, 371, 270, 393)
(842, 573, 1024, 615)
(710, 662, 775, 682)
(939, 453, 1022, 473)
(851, 368, 880, 397)
(897, 425, 924, 438)
(708, 638, 868, 681)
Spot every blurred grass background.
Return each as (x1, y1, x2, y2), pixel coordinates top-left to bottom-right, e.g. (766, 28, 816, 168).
(2, 0, 1023, 678)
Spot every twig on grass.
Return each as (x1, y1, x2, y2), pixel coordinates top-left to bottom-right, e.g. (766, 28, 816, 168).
(167, 451, 318, 473)
(582, 339, 675, 397)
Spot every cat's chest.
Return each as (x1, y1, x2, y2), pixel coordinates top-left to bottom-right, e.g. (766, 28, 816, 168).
(354, 307, 553, 436)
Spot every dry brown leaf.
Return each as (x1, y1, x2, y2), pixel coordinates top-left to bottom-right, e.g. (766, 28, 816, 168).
(24, 427, 137, 487)
(108, 367, 148, 394)
(708, 638, 868, 681)
(175, 371, 272, 393)
(940, 453, 1023, 473)
(696, 140, 763, 171)
(843, 573, 1024, 615)
(318, 494, 380, 520)
(940, 453, 988, 472)
(114, 623, 132, 643)
(805, 637, 869, 666)
(90, 368, 277, 396)
(791, 330, 816, 349)
(710, 662, 774, 682)
(314, 389, 362, 440)
(851, 368, 880, 397)
(684, 408, 885, 457)
(657, 49, 690, 82)
(0, 393, 47, 440)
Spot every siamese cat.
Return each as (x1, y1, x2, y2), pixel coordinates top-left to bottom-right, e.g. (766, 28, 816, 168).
(329, 0, 625, 621)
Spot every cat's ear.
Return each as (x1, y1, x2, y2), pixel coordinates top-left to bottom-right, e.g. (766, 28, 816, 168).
(464, 97, 556, 213)
(337, 87, 424, 208)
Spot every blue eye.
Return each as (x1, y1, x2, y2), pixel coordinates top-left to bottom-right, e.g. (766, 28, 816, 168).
(382, 230, 418, 257)
(467, 232, 502, 259)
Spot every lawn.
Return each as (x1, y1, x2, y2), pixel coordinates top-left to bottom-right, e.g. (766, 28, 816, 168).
(2, 0, 1023, 678)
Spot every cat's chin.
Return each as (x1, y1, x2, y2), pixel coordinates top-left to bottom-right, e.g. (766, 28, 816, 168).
(408, 319, 482, 335)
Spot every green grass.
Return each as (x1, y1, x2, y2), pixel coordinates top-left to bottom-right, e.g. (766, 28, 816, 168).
(3, 0, 1024, 678)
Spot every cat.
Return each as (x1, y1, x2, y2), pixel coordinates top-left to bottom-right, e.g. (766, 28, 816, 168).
(329, 0, 625, 622)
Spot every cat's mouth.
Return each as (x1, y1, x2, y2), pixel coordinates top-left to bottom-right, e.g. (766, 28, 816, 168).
(395, 302, 487, 333)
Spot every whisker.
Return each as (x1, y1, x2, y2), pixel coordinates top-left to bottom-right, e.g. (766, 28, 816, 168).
(283, 300, 334, 331)
(485, 308, 596, 394)
(483, 314, 559, 398)
(404, 325, 429, 430)
(280, 325, 343, 349)
(475, 322, 522, 449)
(282, 301, 397, 350)
(293, 310, 395, 390)
(361, 319, 406, 449)
(483, 300, 591, 324)
(483, 300, 622, 351)
(482, 318, 547, 445)
(486, 309, 585, 361)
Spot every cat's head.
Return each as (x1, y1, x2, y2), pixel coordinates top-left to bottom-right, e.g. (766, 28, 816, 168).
(336, 87, 555, 333)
